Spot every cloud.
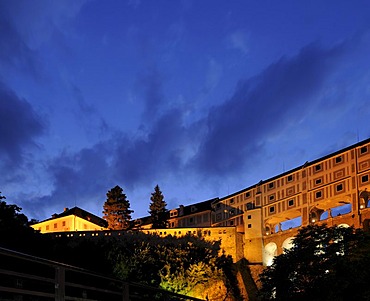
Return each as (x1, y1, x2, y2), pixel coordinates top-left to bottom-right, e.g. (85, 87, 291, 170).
(191, 42, 348, 176)
(0, 82, 45, 165)
(228, 31, 249, 55)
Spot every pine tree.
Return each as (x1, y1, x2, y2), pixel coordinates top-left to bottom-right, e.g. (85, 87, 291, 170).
(103, 185, 133, 230)
(149, 185, 167, 229)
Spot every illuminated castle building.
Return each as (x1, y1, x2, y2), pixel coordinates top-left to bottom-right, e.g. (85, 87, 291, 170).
(32, 138, 370, 266)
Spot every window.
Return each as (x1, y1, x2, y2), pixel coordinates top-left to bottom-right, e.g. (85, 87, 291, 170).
(62, 221, 66, 227)
(215, 203, 221, 210)
(229, 209, 235, 215)
(360, 146, 368, 154)
(361, 175, 369, 183)
(229, 198, 234, 204)
(269, 195, 275, 201)
(246, 202, 254, 210)
(189, 217, 194, 224)
(229, 220, 234, 226)
(315, 178, 322, 185)
(245, 192, 251, 198)
(46, 225, 49, 231)
(336, 183, 343, 192)
(287, 175, 293, 182)
(247, 215, 252, 219)
(268, 182, 274, 189)
(191, 206, 197, 212)
(335, 156, 343, 164)
(315, 191, 322, 199)
(54, 223, 57, 229)
(315, 164, 322, 172)
(248, 224, 252, 228)
(269, 206, 275, 213)
(216, 213, 221, 220)
(288, 199, 294, 206)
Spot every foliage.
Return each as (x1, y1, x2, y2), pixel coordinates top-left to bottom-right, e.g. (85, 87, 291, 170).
(259, 224, 370, 301)
(148, 185, 167, 229)
(103, 185, 133, 230)
(108, 232, 242, 299)
(0, 199, 44, 253)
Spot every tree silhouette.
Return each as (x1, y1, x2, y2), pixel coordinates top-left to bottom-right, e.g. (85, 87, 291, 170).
(259, 224, 370, 301)
(149, 185, 167, 229)
(103, 185, 133, 230)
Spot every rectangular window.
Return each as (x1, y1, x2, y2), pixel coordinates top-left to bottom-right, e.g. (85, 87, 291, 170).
(360, 146, 368, 154)
(229, 220, 234, 226)
(315, 191, 322, 199)
(269, 206, 275, 213)
(245, 192, 251, 198)
(268, 182, 274, 189)
(315, 164, 322, 172)
(335, 156, 343, 164)
(361, 175, 369, 183)
(269, 195, 275, 201)
(246, 202, 254, 210)
(247, 215, 251, 219)
(46, 225, 49, 231)
(229, 209, 235, 215)
(189, 217, 194, 224)
(288, 199, 294, 206)
(336, 183, 343, 192)
(62, 221, 66, 227)
(315, 178, 322, 185)
(247, 224, 252, 228)
(287, 175, 293, 182)
(53, 223, 57, 229)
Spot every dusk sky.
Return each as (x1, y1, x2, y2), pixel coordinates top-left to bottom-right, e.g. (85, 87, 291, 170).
(1, 1, 370, 222)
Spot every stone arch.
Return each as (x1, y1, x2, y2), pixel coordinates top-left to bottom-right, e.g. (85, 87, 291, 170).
(263, 242, 277, 266)
(309, 206, 324, 223)
(282, 237, 294, 253)
(337, 223, 350, 228)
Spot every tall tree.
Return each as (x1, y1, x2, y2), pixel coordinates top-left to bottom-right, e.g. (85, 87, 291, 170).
(259, 224, 370, 301)
(149, 185, 167, 229)
(103, 185, 133, 230)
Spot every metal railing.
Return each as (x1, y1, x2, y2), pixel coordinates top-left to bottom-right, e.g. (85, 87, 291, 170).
(0, 247, 204, 301)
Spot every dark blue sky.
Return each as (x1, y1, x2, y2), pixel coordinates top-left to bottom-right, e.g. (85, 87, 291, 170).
(1, 0, 370, 221)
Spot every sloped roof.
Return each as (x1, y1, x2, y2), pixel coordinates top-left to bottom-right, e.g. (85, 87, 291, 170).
(41, 207, 107, 228)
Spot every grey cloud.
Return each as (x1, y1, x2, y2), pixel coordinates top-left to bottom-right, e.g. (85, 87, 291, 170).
(0, 82, 45, 165)
(191, 42, 348, 175)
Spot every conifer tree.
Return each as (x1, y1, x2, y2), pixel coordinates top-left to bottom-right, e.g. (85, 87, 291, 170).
(103, 185, 133, 230)
(149, 185, 167, 229)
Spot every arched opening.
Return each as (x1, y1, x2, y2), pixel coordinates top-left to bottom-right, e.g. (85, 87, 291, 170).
(263, 242, 277, 266)
(282, 237, 294, 253)
(281, 216, 302, 230)
(331, 203, 351, 217)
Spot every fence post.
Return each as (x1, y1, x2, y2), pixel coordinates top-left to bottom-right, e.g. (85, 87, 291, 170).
(122, 282, 129, 301)
(55, 266, 65, 301)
